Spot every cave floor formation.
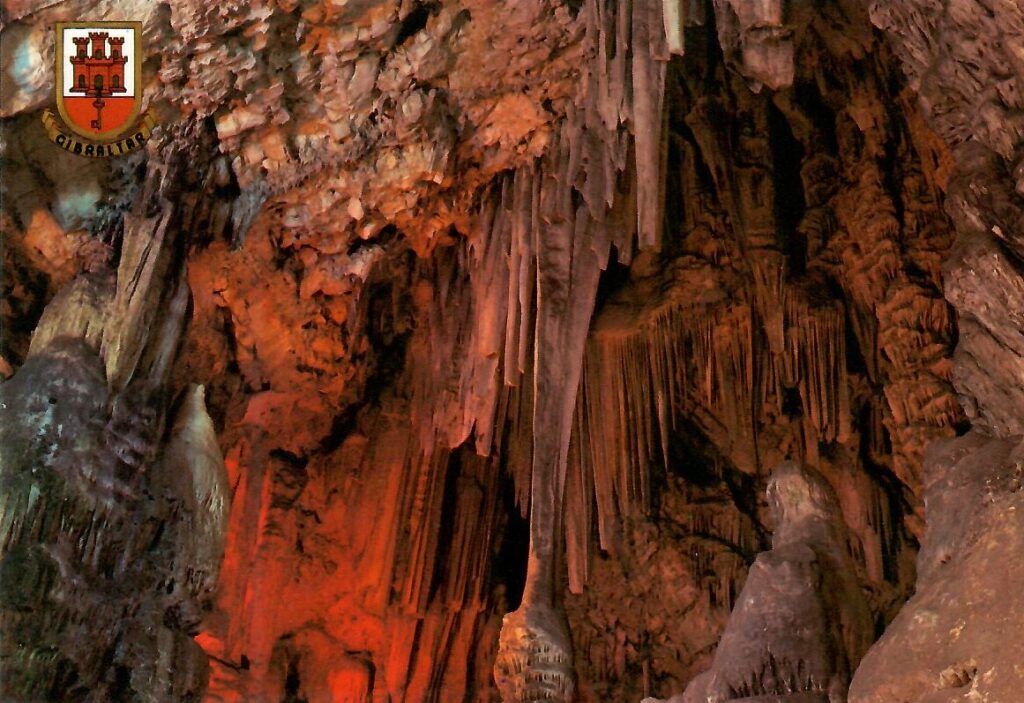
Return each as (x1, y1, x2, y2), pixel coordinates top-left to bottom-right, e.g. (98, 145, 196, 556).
(2, 1, 1023, 702)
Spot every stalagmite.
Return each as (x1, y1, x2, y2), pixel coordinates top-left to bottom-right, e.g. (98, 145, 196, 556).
(157, 384, 231, 596)
(0, 119, 235, 701)
(681, 462, 873, 703)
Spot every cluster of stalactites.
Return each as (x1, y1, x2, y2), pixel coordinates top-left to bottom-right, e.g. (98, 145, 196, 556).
(564, 284, 852, 590)
(408, 0, 683, 479)
(387, 0, 692, 635)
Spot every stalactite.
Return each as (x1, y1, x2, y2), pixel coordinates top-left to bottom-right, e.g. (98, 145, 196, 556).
(486, 0, 685, 687)
(661, 0, 700, 56)
(785, 296, 851, 445)
(577, 299, 757, 556)
(496, 130, 604, 703)
(565, 416, 594, 594)
(571, 285, 855, 573)
(751, 253, 788, 362)
(362, 2, 682, 682)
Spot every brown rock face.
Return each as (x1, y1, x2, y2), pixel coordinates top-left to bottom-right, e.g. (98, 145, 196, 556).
(1, 0, 1023, 702)
(849, 432, 1024, 703)
(563, 5, 962, 696)
(845, 2, 1024, 702)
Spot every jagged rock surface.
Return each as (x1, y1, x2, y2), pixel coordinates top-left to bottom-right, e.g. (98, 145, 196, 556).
(845, 2, 1024, 702)
(866, 1, 1024, 435)
(563, 6, 961, 698)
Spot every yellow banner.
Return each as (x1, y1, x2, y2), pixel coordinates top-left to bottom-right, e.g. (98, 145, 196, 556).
(41, 110, 156, 157)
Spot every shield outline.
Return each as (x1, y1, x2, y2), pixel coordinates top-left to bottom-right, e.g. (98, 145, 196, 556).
(55, 21, 144, 142)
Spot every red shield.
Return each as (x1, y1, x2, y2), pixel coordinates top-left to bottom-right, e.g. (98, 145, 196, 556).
(55, 22, 143, 141)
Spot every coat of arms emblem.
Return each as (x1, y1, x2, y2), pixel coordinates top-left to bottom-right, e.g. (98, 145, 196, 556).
(42, 21, 156, 157)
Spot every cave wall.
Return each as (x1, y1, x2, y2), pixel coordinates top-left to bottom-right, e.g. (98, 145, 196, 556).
(849, 2, 1024, 701)
(1, 1, 1022, 702)
(0, 120, 232, 701)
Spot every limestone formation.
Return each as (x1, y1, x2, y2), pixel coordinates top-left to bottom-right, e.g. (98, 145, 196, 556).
(0, 122, 231, 701)
(495, 601, 575, 703)
(845, 2, 1024, 702)
(849, 432, 1024, 703)
(712, 0, 794, 91)
(678, 462, 872, 703)
(1, 0, 1023, 701)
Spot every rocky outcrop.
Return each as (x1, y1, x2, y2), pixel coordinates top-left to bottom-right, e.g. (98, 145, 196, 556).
(849, 431, 1024, 703)
(563, 5, 961, 696)
(866, 2, 1024, 434)
(843, 2, 1024, 701)
(944, 227, 1024, 437)
(711, 0, 795, 91)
